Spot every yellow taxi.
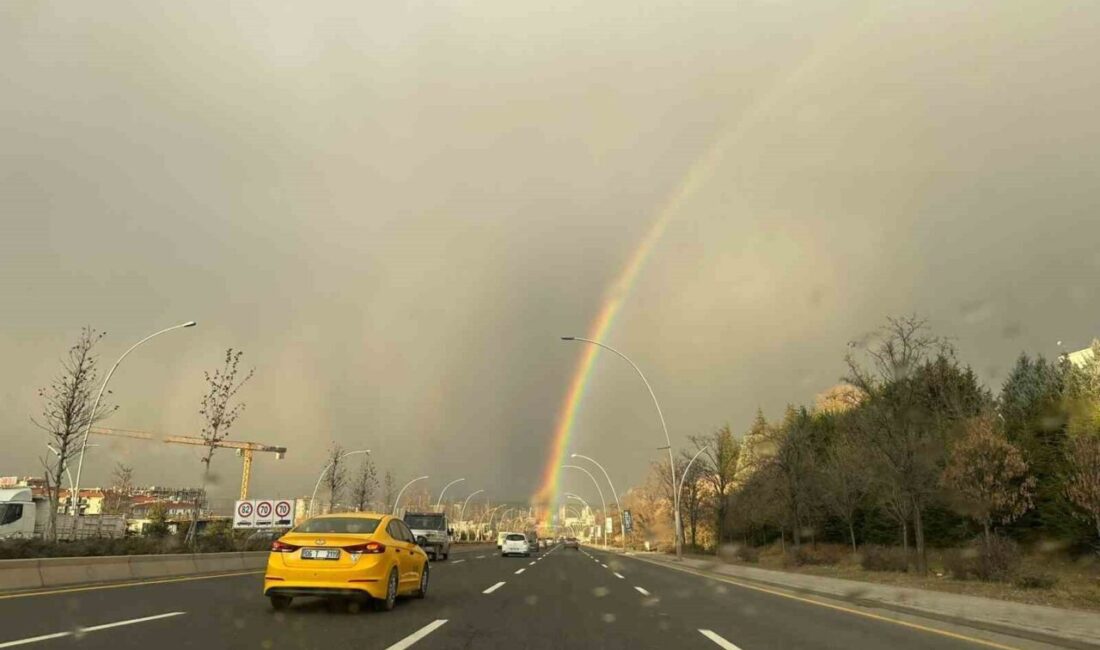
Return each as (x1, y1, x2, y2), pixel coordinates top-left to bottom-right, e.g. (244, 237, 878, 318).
(263, 513, 429, 611)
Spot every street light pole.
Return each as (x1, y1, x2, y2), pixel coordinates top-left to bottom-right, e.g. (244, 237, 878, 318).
(391, 475, 429, 515)
(562, 337, 681, 559)
(459, 489, 484, 521)
(309, 449, 371, 517)
(676, 446, 708, 552)
(572, 453, 625, 552)
(563, 464, 608, 548)
(435, 478, 466, 509)
(71, 321, 197, 515)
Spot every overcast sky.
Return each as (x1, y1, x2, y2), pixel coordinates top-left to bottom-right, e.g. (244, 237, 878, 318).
(3, 1, 1099, 508)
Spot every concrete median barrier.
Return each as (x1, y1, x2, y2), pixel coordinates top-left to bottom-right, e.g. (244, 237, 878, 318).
(0, 551, 268, 592)
(0, 559, 43, 591)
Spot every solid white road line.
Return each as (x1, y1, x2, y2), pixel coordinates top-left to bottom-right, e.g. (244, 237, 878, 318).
(514, 568, 526, 575)
(385, 620, 449, 650)
(698, 629, 743, 650)
(0, 633, 69, 648)
(634, 586, 651, 596)
(483, 581, 506, 594)
(0, 612, 186, 648)
(613, 572, 625, 579)
(450, 559, 466, 564)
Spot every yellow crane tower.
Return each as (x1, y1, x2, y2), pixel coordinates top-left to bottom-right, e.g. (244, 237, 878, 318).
(91, 427, 287, 500)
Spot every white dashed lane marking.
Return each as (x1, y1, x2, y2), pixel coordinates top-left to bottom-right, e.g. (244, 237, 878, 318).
(613, 572, 625, 579)
(698, 629, 743, 650)
(483, 582, 506, 594)
(634, 586, 651, 596)
(450, 559, 465, 564)
(384, 620, 449, 650)
(0, 612, 186, 649)
(514, 568, 525, 575)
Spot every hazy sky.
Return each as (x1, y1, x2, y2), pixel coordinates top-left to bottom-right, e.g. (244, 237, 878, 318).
(3, 1, 1099, 509)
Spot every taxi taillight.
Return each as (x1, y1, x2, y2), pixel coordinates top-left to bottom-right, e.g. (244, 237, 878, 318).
(344, 541, 386, 554)
(271, 540, 300, 553)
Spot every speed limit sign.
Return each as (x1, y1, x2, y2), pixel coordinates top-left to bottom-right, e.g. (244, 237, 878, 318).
(255, 500, 274, 526)
(274, 500, 294, 526)
(233, 500, 255, 528)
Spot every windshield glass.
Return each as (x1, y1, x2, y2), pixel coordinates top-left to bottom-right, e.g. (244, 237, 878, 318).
(506, 534, 526, 541)
(404, 515, 445, 530)
(293, 518, 380, 534)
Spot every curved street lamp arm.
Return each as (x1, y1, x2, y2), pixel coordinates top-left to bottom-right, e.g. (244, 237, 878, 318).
(71, 321, 197, 515)
(392, 475, 430, 515)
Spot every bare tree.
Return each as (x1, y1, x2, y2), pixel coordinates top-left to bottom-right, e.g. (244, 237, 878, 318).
(33, 327, 116, 539)
(1065, 434, 1100, 547)
(350, 455, 378, 512)
(845, 315, 954, 574)
(323, 444, 348, 513)
(186, 348, 253, 545)
(383, 471, 396, 511)
(817, 429, 873, 553)
(689, 424, 741, 550)
(104, 462, 135, 516)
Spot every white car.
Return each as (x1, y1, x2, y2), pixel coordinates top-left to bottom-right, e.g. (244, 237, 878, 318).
(501, 533, 530, 557)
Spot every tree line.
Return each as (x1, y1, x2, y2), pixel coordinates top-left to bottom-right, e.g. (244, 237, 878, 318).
(630, 316, 1100, 573)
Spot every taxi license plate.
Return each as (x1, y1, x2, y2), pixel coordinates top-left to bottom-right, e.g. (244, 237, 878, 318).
(301, 548, 340, 560)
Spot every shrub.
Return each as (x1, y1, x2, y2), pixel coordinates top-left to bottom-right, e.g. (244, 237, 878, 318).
(859, 545, 910, 572)
(1013, 572, 1058, 590)
(785, 545, 848, 567)
(944, 537, 1020, 581)
(733, 545, 760, 563)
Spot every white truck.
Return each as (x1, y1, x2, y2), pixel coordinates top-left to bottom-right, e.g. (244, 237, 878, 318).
(0, 488, 125, 540)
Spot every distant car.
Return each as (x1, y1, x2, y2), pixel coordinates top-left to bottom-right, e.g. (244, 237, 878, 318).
(564, 537, 579, 549)
(496, 531, 508, 550)
(526, 532, 539, 554)
(501, 533, 530, 557)
(539, 539, 548, 549)
(264, 513, 429, 612)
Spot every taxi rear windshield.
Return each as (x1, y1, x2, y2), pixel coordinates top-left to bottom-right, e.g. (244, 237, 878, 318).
(405, 515, 445, 530)
(506, 534, 526, 541)
(294, 518, 381, 534)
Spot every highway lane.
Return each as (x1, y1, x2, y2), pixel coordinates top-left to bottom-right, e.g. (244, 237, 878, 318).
(0, 543, 1066, 649)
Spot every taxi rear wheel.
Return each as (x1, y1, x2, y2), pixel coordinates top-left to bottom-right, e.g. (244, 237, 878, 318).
(373, 568, 398, 611)
(269, 595, 292, 611)
(414, 564, 429, 599)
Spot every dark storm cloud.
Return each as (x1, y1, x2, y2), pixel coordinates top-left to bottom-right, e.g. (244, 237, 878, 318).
(2, 0, 1099, 505)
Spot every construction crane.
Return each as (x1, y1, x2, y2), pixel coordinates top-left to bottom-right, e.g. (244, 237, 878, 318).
(91, 427, 287, 500)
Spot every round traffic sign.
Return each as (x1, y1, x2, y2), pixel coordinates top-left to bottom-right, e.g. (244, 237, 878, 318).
(256, 501, 273, 518)
(237, 501, 254, 518)
(275, 501, 291, 517)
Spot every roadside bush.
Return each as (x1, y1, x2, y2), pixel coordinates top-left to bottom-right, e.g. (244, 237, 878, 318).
(784, 545, 848, 567)
(0, 537, 176, 559)
(944, 537, 1020, 582)
(859, 545, 910, 572)
(732, 545, 760, 563)
(1013, 572, 1058, 589)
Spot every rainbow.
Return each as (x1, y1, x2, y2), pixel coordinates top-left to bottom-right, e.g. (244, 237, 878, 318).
(531, 4, 880, 521)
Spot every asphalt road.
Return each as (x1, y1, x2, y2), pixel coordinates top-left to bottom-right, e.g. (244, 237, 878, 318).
(0, 544, 1068, 650)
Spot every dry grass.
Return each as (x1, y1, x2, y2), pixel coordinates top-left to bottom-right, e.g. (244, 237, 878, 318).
(704, 542, 1100, 613)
